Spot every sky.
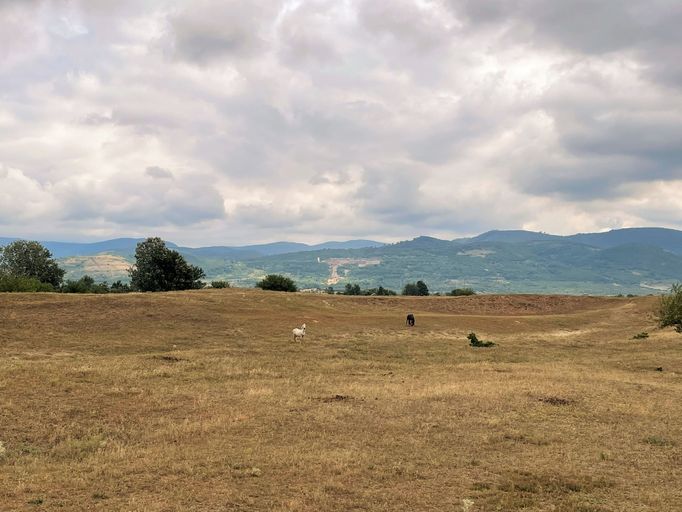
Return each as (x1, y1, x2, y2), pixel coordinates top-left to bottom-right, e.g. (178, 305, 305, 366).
(0, 0, 681, 246)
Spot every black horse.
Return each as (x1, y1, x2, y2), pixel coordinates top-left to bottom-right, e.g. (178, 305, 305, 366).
(406, 313, 415, 327)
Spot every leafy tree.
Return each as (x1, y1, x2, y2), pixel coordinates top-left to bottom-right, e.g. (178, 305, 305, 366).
(210, 280, 230, 289)
(0, 240, 65, 287)
(128, 237, 205, 292)
(255, 274, 297, 292)
(659, 283, 682, 332)
(402, 280, 429, 296)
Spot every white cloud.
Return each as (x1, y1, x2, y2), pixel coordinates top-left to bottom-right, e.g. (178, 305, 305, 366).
(0, 0, 681, 244)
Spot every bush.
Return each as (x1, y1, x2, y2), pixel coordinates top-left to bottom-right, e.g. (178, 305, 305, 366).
(0, 273, 54, 292)
(467, 332, 495, 347)
(110, 280, 132, 293)
(365, 286, 397, 296)
(449, 287, 476, 296)
(60, 275, 110, 293)
(255, 274, 297, 292)
(210, 280, 230, 289)
(342, 283, 396, 296)
(658, 283, 682, 332)
(343, 283, 362, 295)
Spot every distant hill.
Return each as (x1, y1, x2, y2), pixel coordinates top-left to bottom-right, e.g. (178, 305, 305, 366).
(0, 237, 384, 259)
(465, 230, 560, 244)
(567, 228, 682, 254)
(2, 228, 680, 294)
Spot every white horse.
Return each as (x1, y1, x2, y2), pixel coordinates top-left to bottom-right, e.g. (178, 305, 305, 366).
(292, 323, 306, 341)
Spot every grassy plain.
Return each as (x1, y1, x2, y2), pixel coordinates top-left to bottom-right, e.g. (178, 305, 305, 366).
(0, 290, 680, 511)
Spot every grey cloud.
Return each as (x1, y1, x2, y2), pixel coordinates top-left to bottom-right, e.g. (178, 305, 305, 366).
(451, 0, 680, 53)
(448, 0, 682, 88)
(56, 173, 225, 227)
(357, 166, 443, 224)
(164, 0, 283, 64)
(276, 1, 341, 66)
(357, 0, 452, 53)
(146, 166, 174, 179)
(309, 170, 352, 185)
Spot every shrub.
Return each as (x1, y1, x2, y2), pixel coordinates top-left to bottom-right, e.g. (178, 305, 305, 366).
(365, 286, 397, 296)
(110, 280, 132, 293)
(449, 287, 476, 296)
(0, 273, 54, 292)
(344, 283, 362, 295)
(632, 332, 649, 340)
(402, 280, 429, 296)
(210, 280, 230, 289)
(658, 283, 682, 332)
(255, 274, 297, 292)
(468, 332, 495, 347)
(61, 275, 110, 293)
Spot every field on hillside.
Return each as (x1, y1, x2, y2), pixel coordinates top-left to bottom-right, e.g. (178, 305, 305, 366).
(1, 290, 681, 511)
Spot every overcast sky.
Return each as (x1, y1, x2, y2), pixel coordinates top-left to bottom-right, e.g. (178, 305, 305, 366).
(1, 0, 681, 246)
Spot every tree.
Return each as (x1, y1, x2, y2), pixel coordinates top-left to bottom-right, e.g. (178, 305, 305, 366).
(0, 240, 64, 287)
(402, 280, 429, 296)
(255, 274, 297, 292)
(128, 237, 205, 292)
(343, 283, 362, 295)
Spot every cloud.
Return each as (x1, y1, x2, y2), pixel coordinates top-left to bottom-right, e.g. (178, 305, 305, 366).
(1, 0, 681, 244)
(145, 166, 174, 179)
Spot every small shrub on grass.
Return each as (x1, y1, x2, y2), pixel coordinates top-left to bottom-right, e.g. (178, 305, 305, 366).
(449, 287, 476, 296)
(658, 283, 682, 332)
(255, 274, 297, 292)
(632, 332, 649, 340)
(644, 436, 675, 446)
(210, 280, 230, 289)
(468, 332, 495, 347)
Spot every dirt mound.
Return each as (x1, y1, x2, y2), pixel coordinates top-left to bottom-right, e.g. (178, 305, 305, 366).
(340, 294, 624, 316)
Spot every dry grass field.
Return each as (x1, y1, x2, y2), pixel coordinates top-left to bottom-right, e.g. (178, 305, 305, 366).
(1, 290, 681, 511)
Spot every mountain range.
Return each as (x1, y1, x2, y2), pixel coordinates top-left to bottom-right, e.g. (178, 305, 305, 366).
(2, 228, 681, 295)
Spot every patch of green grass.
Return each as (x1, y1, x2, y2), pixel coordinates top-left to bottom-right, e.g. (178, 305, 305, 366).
(644, 436, 675, 447)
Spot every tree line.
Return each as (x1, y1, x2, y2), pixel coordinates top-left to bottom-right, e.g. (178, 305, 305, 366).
(0, 238, 479, 296)
(0, 238, 205, 293)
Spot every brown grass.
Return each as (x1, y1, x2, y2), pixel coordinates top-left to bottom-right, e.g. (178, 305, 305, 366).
(0, 290, 680, 511)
